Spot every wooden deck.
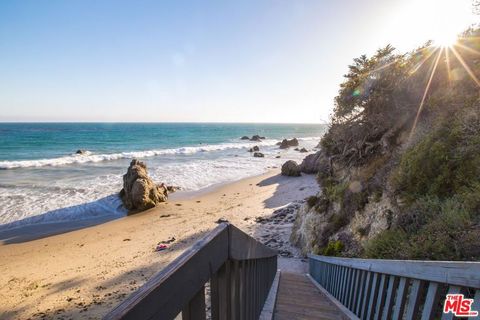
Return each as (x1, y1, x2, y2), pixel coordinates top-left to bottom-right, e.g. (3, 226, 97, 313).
(274, 272, 348, 320)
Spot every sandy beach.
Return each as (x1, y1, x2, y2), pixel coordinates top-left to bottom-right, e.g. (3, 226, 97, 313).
(0, 170, 318, 320)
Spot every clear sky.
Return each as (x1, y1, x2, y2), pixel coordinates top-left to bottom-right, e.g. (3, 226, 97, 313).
(0, 0, 476, 123)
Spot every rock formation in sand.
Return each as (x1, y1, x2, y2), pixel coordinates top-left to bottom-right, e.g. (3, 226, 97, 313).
(120, 159, 168, 212)
(281, 160, 301, 176)
(279, 138, 299, 149)
(299, 150, 325, 174)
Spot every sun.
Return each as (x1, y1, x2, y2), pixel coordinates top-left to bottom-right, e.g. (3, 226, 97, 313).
(428, 0, 470, 47)
(432, 30, 458, 47)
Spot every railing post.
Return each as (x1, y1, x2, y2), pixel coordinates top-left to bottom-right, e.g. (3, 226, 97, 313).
(182, 286, 206, 320)
(210, 261, 231, 320)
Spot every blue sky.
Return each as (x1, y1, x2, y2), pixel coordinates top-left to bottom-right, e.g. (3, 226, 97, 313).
(0, 0, 476, 123)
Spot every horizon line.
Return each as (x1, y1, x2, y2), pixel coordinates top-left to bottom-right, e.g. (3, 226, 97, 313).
(0, 120, 329, 125)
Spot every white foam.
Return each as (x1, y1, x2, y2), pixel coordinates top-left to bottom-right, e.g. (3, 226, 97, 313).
(0, 139, 288, 169)
(0, 137, 321, 230)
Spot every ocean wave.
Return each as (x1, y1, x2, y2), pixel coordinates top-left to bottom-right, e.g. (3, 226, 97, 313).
(0, 137, 321, 169)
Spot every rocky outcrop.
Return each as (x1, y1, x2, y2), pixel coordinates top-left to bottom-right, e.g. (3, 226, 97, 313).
(291, 192, 395, 256)
(279, 138, 299, 149)
(120, 159, 168, 212)
(241, 135, 266, 141)
(253, 152, 264, 158)
(299, 150, 325, 174)
(281, 160, 301, 176)
(299, 148, 308, 153)
(251, 135, 266, 142)
(249, 146, 260, 152)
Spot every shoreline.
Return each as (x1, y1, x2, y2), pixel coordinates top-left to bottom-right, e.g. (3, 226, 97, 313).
(0, 167, 281, 244)
(0, 169, 319, 319)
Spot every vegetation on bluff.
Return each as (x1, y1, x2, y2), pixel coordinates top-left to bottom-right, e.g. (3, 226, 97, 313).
(305, 27, 480, 260)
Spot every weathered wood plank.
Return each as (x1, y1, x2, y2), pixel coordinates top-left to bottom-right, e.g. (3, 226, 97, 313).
(210, 261, 230, 320)
(404, 279, 424, 320)
(275, 272, 350, 320)
(308, 254, 480, 288)
(391, 277, 408, 320)
(355, 270, 366, 315)
(373, 274, 387, 320)
(360, 271, 372, 318)
(366, 272, 380, 320)
(228, 225, 277, 260)
(441, 286, 461, 320)
(472, 290, 480, 320)
(349, 269, 360, 311)
(420, 282, 440, 320)
(381, 275, 398, 320)
(182, 286, 206, 320)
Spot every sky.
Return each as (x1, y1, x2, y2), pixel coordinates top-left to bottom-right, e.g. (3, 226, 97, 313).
(0, 0, 477, 123)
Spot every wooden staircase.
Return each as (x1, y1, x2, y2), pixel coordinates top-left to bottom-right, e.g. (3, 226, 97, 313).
(104, 223, 480, 320)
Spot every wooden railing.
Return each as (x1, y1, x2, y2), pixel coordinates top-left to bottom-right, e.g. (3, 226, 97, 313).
(309, 254, 480, 320)
(105, 223, 277, 320)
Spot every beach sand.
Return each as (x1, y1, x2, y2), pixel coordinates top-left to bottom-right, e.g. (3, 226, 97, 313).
(0, 170, 318, 319)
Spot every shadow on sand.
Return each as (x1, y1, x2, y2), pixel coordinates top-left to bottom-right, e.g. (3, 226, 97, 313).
(257, 173, 318, 209)
(0, 230, 211, 320)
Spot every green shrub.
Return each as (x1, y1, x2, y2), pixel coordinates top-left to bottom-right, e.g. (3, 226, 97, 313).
(365, 197, 474, 260)
(329, 211, 350, 232)
(306, 196, 318, 208)
(364, 229, 409, 259)
(392, 111, 480, 205)
(323, 179, 348, 203)
(356, 225, 370, 237)
(323, 240, 344, 256)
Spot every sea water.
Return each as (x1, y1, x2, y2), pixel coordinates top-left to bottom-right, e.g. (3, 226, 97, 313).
(0, 123, 325, 230)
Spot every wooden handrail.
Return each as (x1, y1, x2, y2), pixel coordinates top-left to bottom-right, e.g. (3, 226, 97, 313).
(308, 254, 480, 320)
(104, 223, 277, 320)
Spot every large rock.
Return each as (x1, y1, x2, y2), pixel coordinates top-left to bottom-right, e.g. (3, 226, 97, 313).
(120, 159, 168, 212)
(248, 145, 260, 152)
(281, 160, 301, 176)
(300, 150, 325, 174)
(279, 138, 299, 149)
(250, 135, 265, 142)
(240, 136, 250, 140)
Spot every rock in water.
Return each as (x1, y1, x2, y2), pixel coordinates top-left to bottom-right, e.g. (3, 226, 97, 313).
(279, 138, 299, 149)
(250, 135, 263, 141)
(240, 136, 250, 140)
(76, 149, 87, 155)
(281, 160, 301, 176)
(253, 152, 264, 158)
(299, 148, 308, 153)
(120, 159, 168, 212)
(248, 145, 260, 152)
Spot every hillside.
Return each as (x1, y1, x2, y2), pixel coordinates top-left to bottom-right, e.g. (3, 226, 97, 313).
(291, 27, 480, 261)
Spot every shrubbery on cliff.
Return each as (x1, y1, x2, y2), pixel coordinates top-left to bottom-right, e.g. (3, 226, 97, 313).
(307, 27, 480, 260)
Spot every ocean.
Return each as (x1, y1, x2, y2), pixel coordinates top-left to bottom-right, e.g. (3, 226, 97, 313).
(0, 122, 325, 231)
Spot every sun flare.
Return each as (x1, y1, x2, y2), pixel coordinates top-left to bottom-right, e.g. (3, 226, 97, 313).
(428, 0, 472, 47)
(432, 30, 458, 47)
